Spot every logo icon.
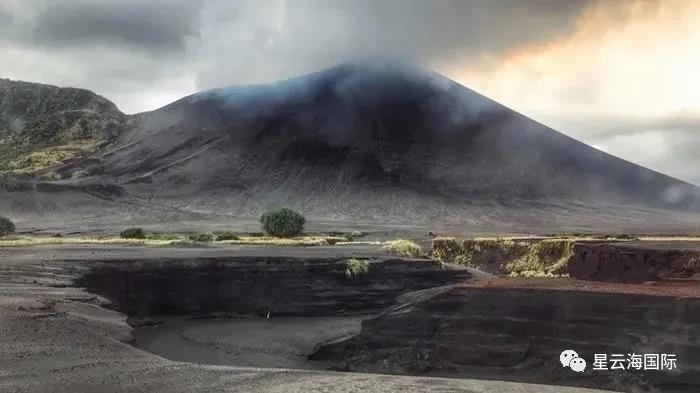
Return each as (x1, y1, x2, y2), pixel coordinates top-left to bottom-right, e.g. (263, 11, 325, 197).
(560, 349, 587, 372)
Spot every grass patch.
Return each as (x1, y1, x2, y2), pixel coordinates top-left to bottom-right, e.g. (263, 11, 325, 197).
(382, 239, 423, 257)
(188, 233, 214, 242)
(430, 237, 528, 272)
(213, 231, 239, 241)
(430, 237, 574, 276)
(219, 236, 343, 246)
(505, 240, 574, 277)
(0, 235, 171, 247)
(1, 138, 103, 176)
(430, 237, 464, 264)
(345, 258, 370, 278)
(0, 234, 346, 248)
(461, 239, 530, 270)
(120, 227, 145, 239)
(146, 233, 184, 241)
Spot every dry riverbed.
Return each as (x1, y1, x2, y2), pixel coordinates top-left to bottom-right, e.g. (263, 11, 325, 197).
(133, 316, 366, 370)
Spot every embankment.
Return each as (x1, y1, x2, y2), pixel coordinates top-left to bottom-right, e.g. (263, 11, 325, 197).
(312, 281, 700, 392)
(75, 255, 470, 323)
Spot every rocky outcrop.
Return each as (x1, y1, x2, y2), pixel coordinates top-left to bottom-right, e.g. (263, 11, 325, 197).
(312, 284, 700, 392)
(76, 256, 470, 323)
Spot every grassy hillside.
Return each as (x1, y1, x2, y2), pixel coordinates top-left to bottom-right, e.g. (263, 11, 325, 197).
(0, 78, 125, 178)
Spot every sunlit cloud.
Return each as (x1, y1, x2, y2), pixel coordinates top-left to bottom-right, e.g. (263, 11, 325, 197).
(442, 0, 700, 184)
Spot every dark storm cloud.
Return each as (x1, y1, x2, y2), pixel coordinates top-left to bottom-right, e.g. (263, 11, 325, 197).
(30, 0, 203, 52)
(0, 0, 206, 113)
(0, 0, 594, 109)
(0, 7, 12, 25)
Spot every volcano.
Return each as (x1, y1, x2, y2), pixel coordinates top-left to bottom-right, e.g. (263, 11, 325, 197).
(2, 63, 700, 232)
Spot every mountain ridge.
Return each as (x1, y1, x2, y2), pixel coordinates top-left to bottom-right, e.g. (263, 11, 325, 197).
(1, 63, 699, 231)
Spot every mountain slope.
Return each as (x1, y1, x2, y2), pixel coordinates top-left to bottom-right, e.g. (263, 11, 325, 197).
(2, 63, 700, 231)
(0, 78, 125, 177)
(94, 63, 700, 215)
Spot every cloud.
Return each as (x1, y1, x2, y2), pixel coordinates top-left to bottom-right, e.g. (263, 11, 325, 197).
(591, 128, 700, 186)
(193, 0, 591, 90)
(4, 0, 203, 52)
(0, 0, 202, 113)
(447, 0, 700, 185)
(0, 0, 593, 113)
(585, 113, 700, 186)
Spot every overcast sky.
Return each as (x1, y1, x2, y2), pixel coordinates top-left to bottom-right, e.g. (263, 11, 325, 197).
(0, 0, 698, 185)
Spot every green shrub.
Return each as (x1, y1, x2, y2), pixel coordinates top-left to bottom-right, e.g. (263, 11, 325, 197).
(260, 208, 305, 237)
(345, 258, 369, 278)
(214, 231, 239, 241)
(188, 233, 214, 242)
(120, 227, 145, 239)
(0, 215, 15, 236)
(382, 239, 423, 257)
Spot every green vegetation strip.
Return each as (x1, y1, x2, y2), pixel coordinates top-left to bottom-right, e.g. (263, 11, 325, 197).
(0, 233, 347, 248)
(430, 237, 575, 277)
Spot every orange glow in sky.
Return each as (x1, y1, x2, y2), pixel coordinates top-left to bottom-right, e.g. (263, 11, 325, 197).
(441, 0, 700, 136)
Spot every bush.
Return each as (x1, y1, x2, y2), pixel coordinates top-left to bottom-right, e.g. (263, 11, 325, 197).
(345, 258, 369, 278)
(214, 231, 239, 241)
(382, 239, 423, 257)
(260, 208, 305, 237)
(188, 233, 214, 242)
(0, 215, 15, 236)
(120, 227, 145, 239)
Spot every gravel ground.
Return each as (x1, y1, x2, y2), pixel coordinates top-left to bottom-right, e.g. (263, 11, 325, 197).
(0, 245, 618, 393)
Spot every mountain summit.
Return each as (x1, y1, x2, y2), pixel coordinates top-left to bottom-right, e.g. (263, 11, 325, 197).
(2, 63, 700, 230)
